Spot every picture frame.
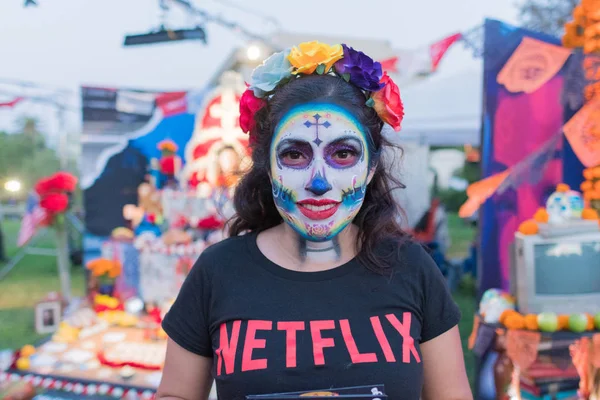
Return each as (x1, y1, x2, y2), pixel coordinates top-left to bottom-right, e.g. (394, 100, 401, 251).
(35, 300, 61, 334)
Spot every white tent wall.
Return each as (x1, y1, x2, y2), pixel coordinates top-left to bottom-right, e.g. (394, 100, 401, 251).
(384, 129, 434, 229)
(400, 68, 483, 146)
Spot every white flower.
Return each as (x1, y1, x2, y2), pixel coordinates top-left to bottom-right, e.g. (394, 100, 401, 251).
(248, 48, 293, 97)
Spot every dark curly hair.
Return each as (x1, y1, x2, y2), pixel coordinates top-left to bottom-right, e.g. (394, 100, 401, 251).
(229, 74, 409, 273)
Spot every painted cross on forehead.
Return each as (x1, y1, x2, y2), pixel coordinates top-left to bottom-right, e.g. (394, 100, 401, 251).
(304, 113, 331, 147)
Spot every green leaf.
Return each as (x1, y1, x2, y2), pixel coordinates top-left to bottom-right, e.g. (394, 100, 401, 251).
(342, 73, 351, 82)
(365, 97, 375, 107)
(316, 64, 326, 75)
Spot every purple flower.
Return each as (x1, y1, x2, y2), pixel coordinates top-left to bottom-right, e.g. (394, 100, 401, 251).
(334, 44, 384, 92)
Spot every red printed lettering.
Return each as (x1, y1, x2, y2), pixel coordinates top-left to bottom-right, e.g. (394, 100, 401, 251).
(370, 316, 396, 362)
(241, 320, 272, 372)
(310, 320, 336, 366)
(277, 321, 305, 368)
(216, 320, 241, 375)
(339, 319, 377, 363)
(386, 313, 420, 363)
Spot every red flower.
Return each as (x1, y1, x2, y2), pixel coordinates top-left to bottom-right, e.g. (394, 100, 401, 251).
(147, 214, 156, 224)
(34, 177, 54, 197)
(371, 73, 404, 132)
(35, 172, 77, 196)
(50, 171, 78, 192)
(239, 89, 266, 134)
(160, 156, 176, 175)
(40, 193, 69, 214)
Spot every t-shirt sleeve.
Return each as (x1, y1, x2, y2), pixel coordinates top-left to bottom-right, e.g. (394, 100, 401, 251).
(415, 244, 462, 343)
(161, 254, 213, 357)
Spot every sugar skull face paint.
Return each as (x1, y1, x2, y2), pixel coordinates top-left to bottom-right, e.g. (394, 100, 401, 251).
(270, 103, 372, 242)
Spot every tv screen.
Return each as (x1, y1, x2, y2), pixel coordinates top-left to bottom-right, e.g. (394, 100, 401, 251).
(534, 241, 600, 295)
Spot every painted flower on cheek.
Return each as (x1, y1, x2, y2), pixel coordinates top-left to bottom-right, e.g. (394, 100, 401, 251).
(239, 89, 266, 134)
(334, 44, 384, 92)
(288, 41, 344, 75)
(371, 72, 404, 132)
(248, 49, 293, 97)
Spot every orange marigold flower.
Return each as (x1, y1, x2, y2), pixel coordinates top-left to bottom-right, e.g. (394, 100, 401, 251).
(581, 181, 593, 191)
(558, 315, 570, 330)
(582, 208, 599, 220)
(518, 220, 539, 235)
(504, 313, 526, 330)
(556, 183, 570, 193)
(533, 208, 549, 223)
(524, 314, 539, 331)
(586, 314, 595, 330)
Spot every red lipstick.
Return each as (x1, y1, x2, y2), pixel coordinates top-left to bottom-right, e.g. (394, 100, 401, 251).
(296, 199, 340, 220)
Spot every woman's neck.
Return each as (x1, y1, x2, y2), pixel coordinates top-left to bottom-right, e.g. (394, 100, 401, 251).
(262, 223, 359, 272)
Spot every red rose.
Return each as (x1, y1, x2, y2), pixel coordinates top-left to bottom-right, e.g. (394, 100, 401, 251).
(49, 171, 78, 192)
(371, 72, 404, 132)
(34, 177, 54, 197)
(35, 172, 77, 196)
(160, 156, 176, 175)
(239, 89, 266, 134)
(40, 193, 69, 214)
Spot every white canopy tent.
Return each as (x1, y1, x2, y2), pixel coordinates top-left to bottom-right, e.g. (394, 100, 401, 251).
(399, 68, 483, 146)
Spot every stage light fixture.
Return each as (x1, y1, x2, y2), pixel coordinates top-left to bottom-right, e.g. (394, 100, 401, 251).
(123, 26, 207, 47)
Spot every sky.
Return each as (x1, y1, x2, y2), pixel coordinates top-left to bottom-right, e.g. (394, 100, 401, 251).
(0, 0, 520, 138)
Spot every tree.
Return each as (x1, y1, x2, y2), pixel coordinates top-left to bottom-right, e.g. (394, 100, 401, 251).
(517, 0, 579, 37)
(0, 118, 61, 200)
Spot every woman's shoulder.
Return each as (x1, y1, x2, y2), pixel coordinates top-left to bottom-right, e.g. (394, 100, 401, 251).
(376, 237, 438, 276)
(200, 233, 251, 263)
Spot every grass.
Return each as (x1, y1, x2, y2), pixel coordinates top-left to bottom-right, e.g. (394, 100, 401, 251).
(0, 214, 478, 387)
(446, 213, 478, 388)
(0, 220, 85, 348)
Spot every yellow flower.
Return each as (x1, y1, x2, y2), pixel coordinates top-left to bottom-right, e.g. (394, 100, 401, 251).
(288, 41, 344, 75)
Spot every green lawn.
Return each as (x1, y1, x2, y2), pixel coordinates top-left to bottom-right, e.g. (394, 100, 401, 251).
(446, 213, 477, 388)
(0, 214, 477, 386)
(0, 220, 85, 349)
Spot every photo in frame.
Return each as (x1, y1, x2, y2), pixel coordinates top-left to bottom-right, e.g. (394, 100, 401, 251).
(35, 300, 61, 334)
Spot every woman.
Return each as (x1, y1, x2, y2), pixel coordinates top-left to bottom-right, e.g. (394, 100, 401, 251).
(158, 42, 472, 400)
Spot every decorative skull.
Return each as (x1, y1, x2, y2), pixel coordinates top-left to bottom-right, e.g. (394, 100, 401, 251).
(546, 190, 584, 224)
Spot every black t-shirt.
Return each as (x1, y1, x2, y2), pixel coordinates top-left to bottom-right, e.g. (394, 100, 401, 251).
(162, 232, 461, 400)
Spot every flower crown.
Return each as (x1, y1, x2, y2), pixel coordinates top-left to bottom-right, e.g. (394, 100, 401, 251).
(239, 41, 404, 140)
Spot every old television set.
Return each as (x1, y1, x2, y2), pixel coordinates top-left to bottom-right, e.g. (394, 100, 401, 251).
(511, 231, 600, 315)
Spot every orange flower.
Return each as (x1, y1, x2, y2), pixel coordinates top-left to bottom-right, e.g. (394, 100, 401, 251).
(581, 181, 593, 191)
(582, 208, 599, 220)
(524, 314, 539, 331)
(158, 139, 178, 153)
(500, 309, 521, 325)
(556, 183, 570, 193)
(586, 314, 595, 330)
(371, 72, 404, 132)
(108, 261, 122, 279)
(288, 41, 344, 75)
(533, 208, 549, 223)
(86, 258, 114, 277)
(558, 315, 570, 330)
(518, 220, 539, 235)
(584, 168, 594, 180)
(504, 313, 526, 330)
(594, 166, 600, 178)
(573, 5, 586, 22)
(595, 181, 600, 191)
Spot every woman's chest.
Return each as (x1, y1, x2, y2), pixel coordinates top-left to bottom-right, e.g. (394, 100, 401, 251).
(206, 281, 426, 399)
